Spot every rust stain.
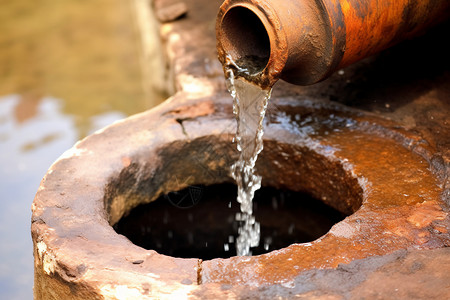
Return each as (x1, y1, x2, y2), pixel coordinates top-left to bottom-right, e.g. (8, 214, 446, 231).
(201, 107, 446, 285)
(407, 202, 447, 228)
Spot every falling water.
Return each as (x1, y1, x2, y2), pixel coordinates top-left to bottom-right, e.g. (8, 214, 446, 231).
(224, 55, 272, 256)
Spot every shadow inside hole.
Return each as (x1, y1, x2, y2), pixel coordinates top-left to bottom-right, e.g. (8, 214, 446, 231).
(114, 183, 347, 260)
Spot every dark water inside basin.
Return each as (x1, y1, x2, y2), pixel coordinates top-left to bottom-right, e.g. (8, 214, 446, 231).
(114, 184, 346, 260)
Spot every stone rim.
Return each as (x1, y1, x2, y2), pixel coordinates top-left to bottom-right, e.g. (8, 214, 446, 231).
(32, 94, 448, 297)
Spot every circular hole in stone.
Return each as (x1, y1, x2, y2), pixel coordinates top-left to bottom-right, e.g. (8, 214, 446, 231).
(105, 136, 364, 260)
(114, 183, 347, 260)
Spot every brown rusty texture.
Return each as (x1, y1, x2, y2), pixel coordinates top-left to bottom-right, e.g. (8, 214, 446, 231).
(216, 0, 450, 86)
(32, 0, 450, 298)
(338, 0, 450, 68)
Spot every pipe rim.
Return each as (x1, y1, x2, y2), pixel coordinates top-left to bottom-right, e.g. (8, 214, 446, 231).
(216, 0, 288, 89)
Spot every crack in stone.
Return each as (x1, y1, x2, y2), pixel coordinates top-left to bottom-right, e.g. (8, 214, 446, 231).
(176, 118, 190, 138)
(197, 259, 203, 285)
(31, 217, 46, 225)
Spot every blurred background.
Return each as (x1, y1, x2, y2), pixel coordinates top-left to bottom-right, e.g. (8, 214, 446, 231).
(0, 0, 166, 298)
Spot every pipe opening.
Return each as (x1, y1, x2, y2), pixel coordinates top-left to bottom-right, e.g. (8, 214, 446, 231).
(220, 6, 270, 74)
(114, 183, 347, 260)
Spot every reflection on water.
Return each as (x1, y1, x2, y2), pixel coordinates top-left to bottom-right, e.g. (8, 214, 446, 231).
(0, 0, 165, 298)
(0, 0, 166, 138)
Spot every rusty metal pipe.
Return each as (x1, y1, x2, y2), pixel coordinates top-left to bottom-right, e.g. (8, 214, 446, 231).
(216, 0, 450, 88)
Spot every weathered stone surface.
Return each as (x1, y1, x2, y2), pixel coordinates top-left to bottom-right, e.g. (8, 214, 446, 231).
(155, 2, 188, 23)
(32, 0, 449, 298)
(32, 92, 449, 298)
(196, 248, 450, 299)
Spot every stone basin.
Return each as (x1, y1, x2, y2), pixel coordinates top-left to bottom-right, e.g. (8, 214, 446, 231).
(32, 91, 449, 299)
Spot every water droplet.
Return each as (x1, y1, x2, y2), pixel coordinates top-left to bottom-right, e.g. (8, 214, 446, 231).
(288, 224, 295, 235)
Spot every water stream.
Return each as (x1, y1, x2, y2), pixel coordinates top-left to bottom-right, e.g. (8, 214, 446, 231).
(224, 55, 272, 256)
